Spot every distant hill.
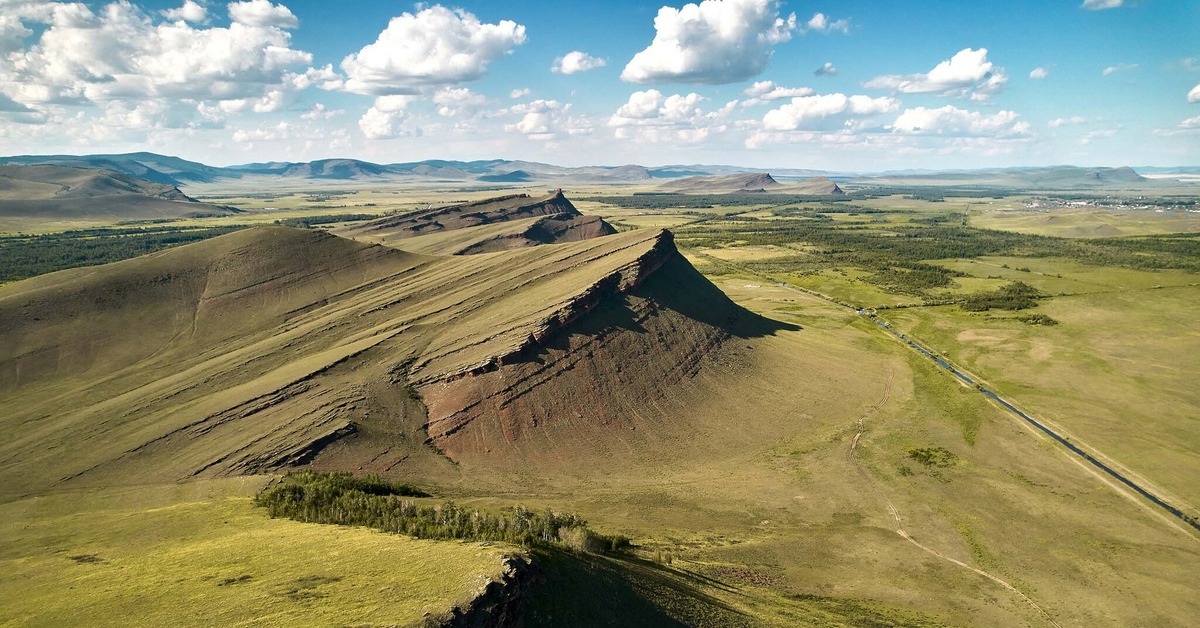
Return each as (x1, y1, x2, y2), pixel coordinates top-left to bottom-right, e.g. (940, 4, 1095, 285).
(0, 164, 238, 220)
(0, 225, 781, 499)
(855, 166, 1153, 188)
(1, 152, 231, 185)
(659, 172, 781, 194)
(478, 170, 533, 183)
(787, 176, 844, 195)
(233, 158, 392, 180)
(335, 190, 617, 254)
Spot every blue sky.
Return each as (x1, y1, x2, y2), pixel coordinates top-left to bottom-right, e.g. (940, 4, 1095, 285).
(0, 0, 1196, 170)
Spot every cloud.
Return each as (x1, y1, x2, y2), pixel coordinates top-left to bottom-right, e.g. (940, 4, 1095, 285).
(1152, 116, 1200, 138)
(162, 0, 207, 23)
(1048, 116, 1087, 128)
(815, 62, 838, 77)
(741, 81, 813, 107)
(802, 12, 849, 34)
(300, 103, 342, 120)
(1188, 83, 1200, 103)
(504, 99, 593, 141)
(1029, 67, 1048, 79)
(432, 87, 486, 118)
(341, 5, 526, 95)
(864, 48, 1008, 101)
(551, 51, 606, 75)
(228, 0, 298, 28)
(510, 88, 530, 99)
(0, 1, 312, 110)
(1081, 0, 1123, 9)
(609, 89, 735, 144)
(761, 93, 899, 131)
(1102, 63, 1137, 76)
(891, 105, 1031, 137)
(620, 0, 797, 85)
(359, 95, 419, 139)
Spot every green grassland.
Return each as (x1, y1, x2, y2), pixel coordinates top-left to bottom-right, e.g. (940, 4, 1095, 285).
(0, 478, 515, 627)
(2, 183, 1199, 626)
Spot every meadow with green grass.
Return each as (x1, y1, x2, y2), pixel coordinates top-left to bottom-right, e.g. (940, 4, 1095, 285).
(2, 181, 1198, 627)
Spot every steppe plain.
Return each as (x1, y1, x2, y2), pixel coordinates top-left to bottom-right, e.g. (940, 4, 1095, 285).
(1, 165, 1198, 627)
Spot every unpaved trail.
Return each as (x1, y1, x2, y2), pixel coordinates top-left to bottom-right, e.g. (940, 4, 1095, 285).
(848, 367, 1063, 628)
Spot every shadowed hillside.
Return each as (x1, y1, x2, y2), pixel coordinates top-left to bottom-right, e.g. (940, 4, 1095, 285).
(334, 190, 617, 254)
(0, 226, 785, 501)
(0, 165, 238, 219)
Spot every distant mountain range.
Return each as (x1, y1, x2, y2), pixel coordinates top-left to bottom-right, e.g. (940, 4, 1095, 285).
(0, 164, 238, 220)
(0, 152, 1190, 189)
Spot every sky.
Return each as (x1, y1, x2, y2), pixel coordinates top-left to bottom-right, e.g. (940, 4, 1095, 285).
(0, 0, 1197, 170)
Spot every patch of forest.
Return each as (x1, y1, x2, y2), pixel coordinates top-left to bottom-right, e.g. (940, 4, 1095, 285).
(256, 472, 631, 554)
(0, 225, 247, 283)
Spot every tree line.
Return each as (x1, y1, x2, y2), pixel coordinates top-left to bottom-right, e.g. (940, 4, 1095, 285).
(255, 471, 631, 554)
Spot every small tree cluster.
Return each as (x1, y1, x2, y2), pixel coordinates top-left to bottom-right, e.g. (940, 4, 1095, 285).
(255, 471, 629, 553)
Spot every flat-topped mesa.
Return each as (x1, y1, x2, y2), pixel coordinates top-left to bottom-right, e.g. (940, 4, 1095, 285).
(335, 190, 618, 255)
(341, 191, 580, 238)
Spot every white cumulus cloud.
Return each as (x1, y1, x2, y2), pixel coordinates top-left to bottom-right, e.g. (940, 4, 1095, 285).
(802, 12, 848, 34)
(359, 94, 419, 139)
(0, 1, 312, 111)
(741, 81, 814, 107)
(761, 93, 899, 131)
(891, 105, 1030, 137)
(815, 62, 838, 77)
(504, 99, 592, 141)
(1029, 67, 1048, 79)
(864, 48, 1008, 101)
(621, 0, 797, 85)
(432, 86, 486, 118)
(609, 89, 735, 144)
(551, 51, 606, 75)
(341, 5, 526, 95)
(228, 0, 298, 28)
(1189, 83, 1200, 103)
(162, 0, 207, 23)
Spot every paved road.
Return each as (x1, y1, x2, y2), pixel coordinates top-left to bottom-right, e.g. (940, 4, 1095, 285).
(689, 251, 1199, 535)
(867, 316, 1200, 534)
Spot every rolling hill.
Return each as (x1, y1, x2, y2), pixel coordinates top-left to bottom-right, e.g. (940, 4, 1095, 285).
(0, 225, 767, 498)
(2, 219, 1198, 625)
(0, 164, 238, 220)
(855, 165, 1153, 188)
(334, 190, 617, 254)
(659, 172, 782, 193)
(788, 175, 844, 195)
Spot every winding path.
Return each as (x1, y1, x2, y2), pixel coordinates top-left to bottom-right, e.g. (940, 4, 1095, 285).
(847, 367, 1062, 627)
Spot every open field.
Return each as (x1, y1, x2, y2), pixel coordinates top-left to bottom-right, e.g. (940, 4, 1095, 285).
(970, 207, 1200, 238)
(0, 478, 515, 627)
(1, 180, 1198, 626)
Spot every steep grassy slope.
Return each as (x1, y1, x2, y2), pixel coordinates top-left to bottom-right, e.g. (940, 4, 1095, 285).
(3, 218, 1199, 626)
(0, 226, 724, 499)
(0, 165, 237, 219)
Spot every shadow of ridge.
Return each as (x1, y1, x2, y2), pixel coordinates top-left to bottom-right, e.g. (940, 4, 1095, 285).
(632, 252, 800, 339)
(526, 547, 753, 627)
